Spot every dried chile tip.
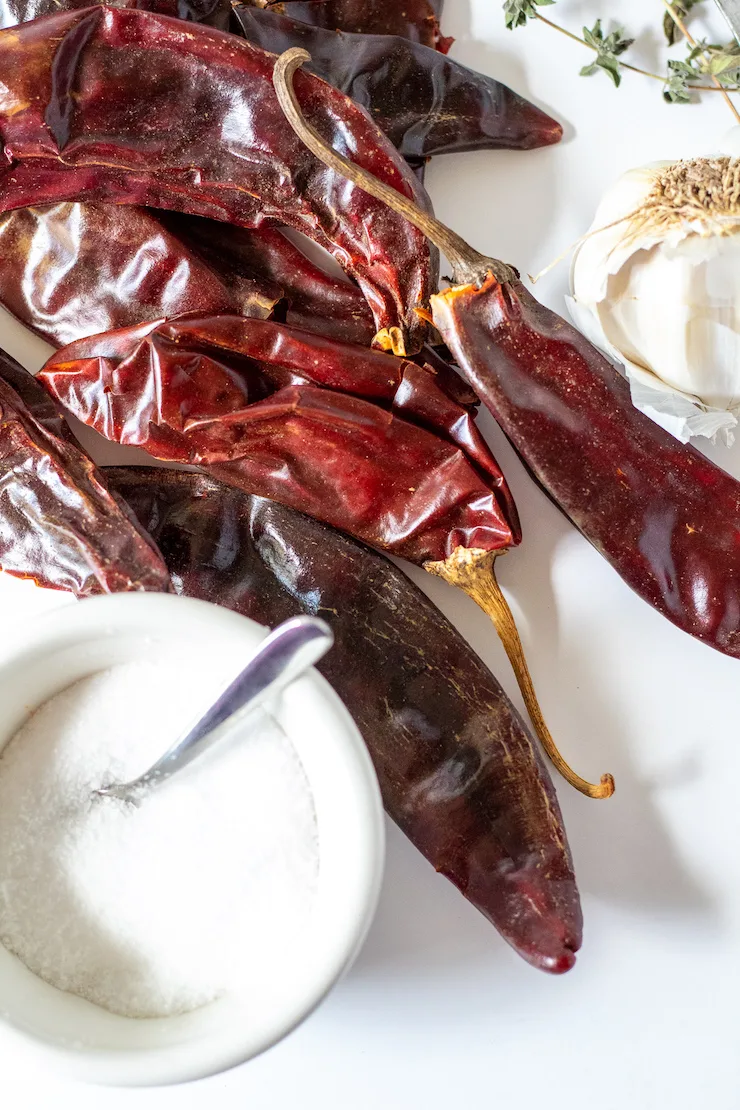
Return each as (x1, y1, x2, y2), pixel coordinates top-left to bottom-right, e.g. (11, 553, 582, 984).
(545, 119, 564, 146)
(511, 96, 563, 149)
(538, 947, 577, 975)
(512, 930, 580, 975)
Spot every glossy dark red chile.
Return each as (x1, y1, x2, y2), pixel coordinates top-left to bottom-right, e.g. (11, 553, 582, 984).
(0, 204, 278, 347)
(0, 0, 231, 28)
(160, 214, 375, 346)
(232, 5, 562, 159)
(0, 348, 171, 595)
(433, 275, 740, 658)
(39, 314, 520, 564)
(275, 0, 452, 52)
(0, 202, 375, 348)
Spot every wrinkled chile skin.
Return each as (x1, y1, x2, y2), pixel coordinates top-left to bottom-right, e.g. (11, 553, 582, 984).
(109, 467, 582, 972)
(159, 213, 375, 347)
(0, 6, 435, 351)
(0, 202, 375, 349)
(232, 6, 562, 159)
(433, 276, 740, 658)
(0, 0, 232, 29)
(0, 349, 171, 595)
(1, 0, 560, 160)
(275, 0, 452, 52)
(39, 314, 519, 564)
(0, 204, 278, 347)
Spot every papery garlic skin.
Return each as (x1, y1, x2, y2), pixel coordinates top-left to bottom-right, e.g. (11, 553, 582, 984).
(598, 236, 740, 409)
(568, 159, 740, 443)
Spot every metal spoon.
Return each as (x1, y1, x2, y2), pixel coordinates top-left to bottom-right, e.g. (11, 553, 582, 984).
(96, 615, 333, 805)
(714, 0, 740, 46)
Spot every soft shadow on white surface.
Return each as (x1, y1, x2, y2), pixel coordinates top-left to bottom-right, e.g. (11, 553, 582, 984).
(351, 798, 714, 982)
(555, 681, 716, 920)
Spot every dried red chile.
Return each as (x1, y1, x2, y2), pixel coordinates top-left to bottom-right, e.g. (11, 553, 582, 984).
(433, 276, 740, 659)
(273, 0, 452, 52)
(159, 214, 375, 347)
(39, 314, 519, 564)
(232, 5, 562, 159)
(0, 348, 171, 595)
(0, 204, 278, 347)
(0, 0, 231, 29)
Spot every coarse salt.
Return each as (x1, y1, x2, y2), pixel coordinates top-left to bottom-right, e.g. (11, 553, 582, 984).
(0, 655, 319, 1020)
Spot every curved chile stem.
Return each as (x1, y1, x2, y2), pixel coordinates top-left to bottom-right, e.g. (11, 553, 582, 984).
(272, 48, 516, 288)
(428, 550, 615, 800)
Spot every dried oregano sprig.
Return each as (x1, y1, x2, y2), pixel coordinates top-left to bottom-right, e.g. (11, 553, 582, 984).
(579, 21, 634, 88)
(503, 0, 740, 105)
(503, 0, 554, 30)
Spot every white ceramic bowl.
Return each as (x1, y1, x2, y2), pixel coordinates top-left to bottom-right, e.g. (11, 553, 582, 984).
(0, 593, 385, 1087)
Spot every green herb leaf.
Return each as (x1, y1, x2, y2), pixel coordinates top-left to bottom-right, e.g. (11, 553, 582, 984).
(663, 59, 694, 103)
(663, 1, 703, 47)
(579, 20, 634, 87)
(502, 0, 739, 105)
(503, 0, 555, 30)
(675, 39, 740, 86)
(707, 51, 740, 76)
(581, 20, 602, 51)
(684, 42, 706, 71)
(579, 55, 620, 87)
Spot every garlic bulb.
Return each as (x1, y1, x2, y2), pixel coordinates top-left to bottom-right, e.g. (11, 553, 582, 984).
(567, 157, 740, 444)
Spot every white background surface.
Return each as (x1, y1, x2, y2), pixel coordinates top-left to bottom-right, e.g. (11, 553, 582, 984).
(2, 0, 740, 1106)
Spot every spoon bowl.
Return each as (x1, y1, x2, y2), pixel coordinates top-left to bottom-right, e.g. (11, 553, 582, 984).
(96, 615, 334, 805)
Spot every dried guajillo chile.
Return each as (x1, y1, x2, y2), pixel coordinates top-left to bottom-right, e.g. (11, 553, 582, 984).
(260, 0, 451, 52)
(0, 0, 231, 29)
(108, 466, 582, 973)
(0, 349, 171, 596)
(0, 204, 279, 348)
(39, 314, 519, 562)
(41, 313, 610, 797)
(274, 46, 740, 668)
(232, 5, 562, 159)
(159, 214, 375, 347)
(0, 7, 435, 355)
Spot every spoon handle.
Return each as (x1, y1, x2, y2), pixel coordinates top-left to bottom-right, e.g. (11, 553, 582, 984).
(101, 615, 333, 799)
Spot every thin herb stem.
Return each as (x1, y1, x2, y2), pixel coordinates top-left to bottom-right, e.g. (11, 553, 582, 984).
(535, 10, 740, 93)
(535, 13, 664, 81)
(534, 12, 595, 50)
(661, 0, 740, 120)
